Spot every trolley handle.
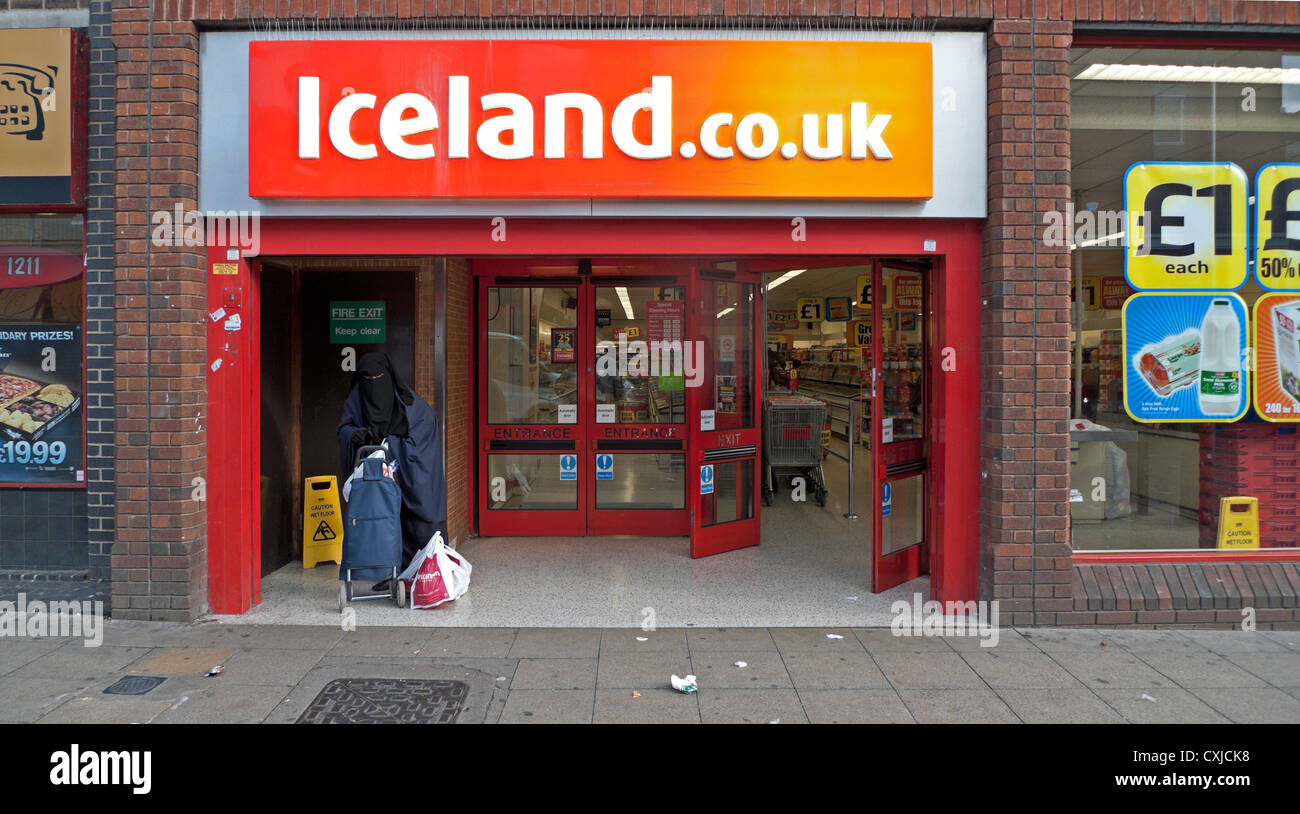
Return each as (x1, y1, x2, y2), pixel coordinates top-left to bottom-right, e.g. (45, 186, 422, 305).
(354, 443, 391, 467)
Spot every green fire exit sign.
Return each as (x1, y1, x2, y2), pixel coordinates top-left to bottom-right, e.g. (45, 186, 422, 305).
(330, 301, 386, 344)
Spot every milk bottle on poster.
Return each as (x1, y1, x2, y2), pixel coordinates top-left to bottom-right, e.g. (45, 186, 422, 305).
(1198, 299, 1242, 415)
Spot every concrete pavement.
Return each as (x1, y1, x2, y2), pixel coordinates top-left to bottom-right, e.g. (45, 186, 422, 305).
(2, 621, 1298, 723)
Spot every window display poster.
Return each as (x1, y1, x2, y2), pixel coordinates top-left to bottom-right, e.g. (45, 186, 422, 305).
(551, 328, 575, 363)
(824, 296, 852, 321)
(893, 274, 923, 310)
(856, 274, 872, 309)
(647, 300, 684, 344)
(1253, 163, 1300, 292)
(1123, 162, 1249, 291)
(1122, 293, 1249, 423)
(1101, 276, 1133, 310)
(0, 324, 83, 484)
(851, 320, 872, 347)
(1252, 293, 1300, 421)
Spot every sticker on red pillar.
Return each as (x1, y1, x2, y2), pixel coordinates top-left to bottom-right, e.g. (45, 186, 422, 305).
(1253, 293, 1300, 421)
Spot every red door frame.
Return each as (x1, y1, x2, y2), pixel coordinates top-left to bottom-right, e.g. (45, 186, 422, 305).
(206, 217, 982, 613)
(687, 268, 766, 557)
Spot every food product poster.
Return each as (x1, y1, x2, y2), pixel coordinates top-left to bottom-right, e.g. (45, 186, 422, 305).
(1122, 293, 1249, 423)
(824, 297, 852, 322)
(551, 328, 575, 363)
(0, 324, 83, 484)
(1253, 293, 1300, 421)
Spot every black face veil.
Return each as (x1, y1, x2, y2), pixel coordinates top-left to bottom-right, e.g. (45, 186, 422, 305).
(355, 352, 411, 439)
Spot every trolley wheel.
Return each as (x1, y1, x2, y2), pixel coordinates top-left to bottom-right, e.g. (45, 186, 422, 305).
(816, 487, 828, 507)
(338, 584, 347, 613)
(395, 579, 406, 608)
(762, 486, 772, 507)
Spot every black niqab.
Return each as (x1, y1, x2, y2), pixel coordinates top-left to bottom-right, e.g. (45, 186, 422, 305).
(356, 352, 410, 439)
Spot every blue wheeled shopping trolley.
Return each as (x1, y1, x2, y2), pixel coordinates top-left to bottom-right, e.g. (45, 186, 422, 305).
(338, 445, 406, 610)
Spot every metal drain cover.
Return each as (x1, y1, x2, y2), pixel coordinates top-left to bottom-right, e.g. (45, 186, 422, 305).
(297, 678, 469, 724)
(103, 675, 167, 696)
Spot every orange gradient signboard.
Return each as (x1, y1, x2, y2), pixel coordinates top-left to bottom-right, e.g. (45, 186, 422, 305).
(248, 40, 933, 200)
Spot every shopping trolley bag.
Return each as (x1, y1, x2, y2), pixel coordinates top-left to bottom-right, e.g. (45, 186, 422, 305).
(397, 531, 472, 610)
(339, 453, 402, 583)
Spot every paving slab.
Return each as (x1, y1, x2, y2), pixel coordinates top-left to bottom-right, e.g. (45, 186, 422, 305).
(329, 628, 436, 658)
(508, 629, 601, 659)
(1048, 649, 1178, 689)
(1261, 631, 1300, 650)
(1132, 648, 1270, 689)
(853, 628, 955, 653)
(600, 628, 689, 657)
(942, 628, 1037, 651)
(781, 650, 892, 689)
(798, 689, 916, 724)
(686, 627, 777, 652)
(219, 648, 325, 686)
(997, 689, 1126, 723)
(896, 689, 1021, 723)
(0, 638, 69, 676)
(688, 650, 792, 689)
(133, 648, 236, 675)
(1189, 687, 1300, 724)
(697, 689, 809, 724)
(150, 683, 294, 724)
(12, 645, 150, 681)
(241, 626, 345, 651)
(422, 628, 517, 659)
(511, 658, 597, 690)
(498, 690, 594, 724)
(36, 695, 174, 724)
(1173, 629, 1291, 655)
(0, 676, 97, 723)
(1016, 628, 1118, 651)
(1220, 651, 1300, 687)
(1094, 687, 1231, 724)
(768, 627, 865, 653)
(873, 652, 987, 690)
(960, 652, 1084, 690)
(596, 651, 693, 689)
(1104, 629, 1204, 649)
(594, 688, 700, 724)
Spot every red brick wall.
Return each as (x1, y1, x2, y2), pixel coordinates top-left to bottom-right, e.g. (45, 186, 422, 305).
(111, 5, 206, 621)
(113, 0, 1300, 623)
(982, 18, 1074, 625)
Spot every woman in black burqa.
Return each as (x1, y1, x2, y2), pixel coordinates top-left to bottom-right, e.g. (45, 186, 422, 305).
(337, 352, 446, 581)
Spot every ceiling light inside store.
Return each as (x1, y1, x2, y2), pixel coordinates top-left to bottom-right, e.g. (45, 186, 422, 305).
(615, 286, 634, 320)
(766, 269, 806, 292)
(1075, 63, 1300, 84)
(716, 307, 735, 318)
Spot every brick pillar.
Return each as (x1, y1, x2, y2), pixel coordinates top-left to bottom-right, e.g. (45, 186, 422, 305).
(981, 18, 1074, 624)
(111, 2, 207, 621)
(445, 258, 471, 545)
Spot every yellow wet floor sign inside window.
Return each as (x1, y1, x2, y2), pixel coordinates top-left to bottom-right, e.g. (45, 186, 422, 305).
(1216, 497, 1259, 549)
(303, 476, 344, 567)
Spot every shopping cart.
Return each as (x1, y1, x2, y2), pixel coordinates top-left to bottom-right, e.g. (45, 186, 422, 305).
(762, 394, 829, 507)
(338, 445, 406, 611)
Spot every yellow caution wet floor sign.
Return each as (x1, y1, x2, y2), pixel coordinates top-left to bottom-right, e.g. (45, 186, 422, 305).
(1216, 497, 1260, 549)
(303, 476, 344, 567)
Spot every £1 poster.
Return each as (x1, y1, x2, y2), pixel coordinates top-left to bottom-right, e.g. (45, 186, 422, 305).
(0, 324, 83, 484)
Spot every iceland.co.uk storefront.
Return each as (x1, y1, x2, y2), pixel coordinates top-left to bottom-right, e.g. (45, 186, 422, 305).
(88, 1, 1300, 627)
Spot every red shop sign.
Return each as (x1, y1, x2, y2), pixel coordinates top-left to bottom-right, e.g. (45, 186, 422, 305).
(0, 246, 84, 289)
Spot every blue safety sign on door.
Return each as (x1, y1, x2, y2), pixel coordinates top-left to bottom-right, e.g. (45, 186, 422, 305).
(559, 454, 577, 481)
(882, 481, 892, 517)
(700, 464, 714, 495)
(596, 454, 614, 481)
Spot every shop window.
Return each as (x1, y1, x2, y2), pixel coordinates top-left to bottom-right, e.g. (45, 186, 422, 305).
(1069, 46, 1300, 551)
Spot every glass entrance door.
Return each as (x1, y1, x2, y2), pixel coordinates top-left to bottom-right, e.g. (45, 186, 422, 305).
(476, 267, 691, 536)
(871, 260, 930, 591)
(478, 279, 587, 536)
